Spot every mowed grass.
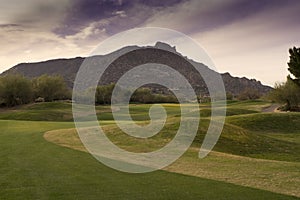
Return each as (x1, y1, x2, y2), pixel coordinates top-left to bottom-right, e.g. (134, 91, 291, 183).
(227, 112, 300, 133)
(45, 127, 300, 197)
(1, 101, 300, 199)
(0, 102, 74, 121)
(2, 120, 298, 199)
(0, 100, 268, 121)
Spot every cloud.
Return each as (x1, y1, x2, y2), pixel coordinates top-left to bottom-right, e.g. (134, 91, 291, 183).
(0, 24, 20, 28)
(65, 21, 109, 47)
(113, 10, 127, 18)
(0, 22, 95, 73)
(0, 23, 24, 32)
(139, 0, 300, 85)
(54, 0, 187, 37)
(0, 0, 95, 71)
(143, 0, 299, 34)
(191, 1, 300, 85)
(0, 0, 71, 30)
(1, 0, 300, 86)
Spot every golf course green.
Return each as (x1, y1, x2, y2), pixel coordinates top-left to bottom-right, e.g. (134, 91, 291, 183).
(0, 101, 299, 199)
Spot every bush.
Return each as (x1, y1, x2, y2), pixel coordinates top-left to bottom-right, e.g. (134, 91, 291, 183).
(95, 84, 115, 104)
(268, 78, 300, 111)
(32, 75, 70, 102)
(226, 92, 233, 100)
(130, 88, 178, 104)
(94, 85, 178, 104)
(0, 74, 33, 107)
(237, 88, 261, 101)
(130, 88, 153, 103)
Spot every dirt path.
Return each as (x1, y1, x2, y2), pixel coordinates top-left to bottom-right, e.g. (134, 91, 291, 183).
(262, 104, 280, 113)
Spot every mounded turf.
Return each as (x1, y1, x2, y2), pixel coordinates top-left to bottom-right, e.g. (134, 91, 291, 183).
(1, 120, 299, 199)
(227, 112, 300, 134)
(45, 127, 300, 197)
(0, 101, 299, 199)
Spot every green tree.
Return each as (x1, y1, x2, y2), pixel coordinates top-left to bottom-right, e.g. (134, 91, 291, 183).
(269, 78, 300, 111)
(130, 88, 154, 103)
(153, 94, 178, 103)
(226, 92, 233, 101)
(237, 88, 261, 101)
(95, 85, 179, 105)
(288, 47, 300, 86)
(32, 75, 70, 102)
(95, 84, 115, 104)
(0, 74, 33, 107)
(0, 82, 4, 105)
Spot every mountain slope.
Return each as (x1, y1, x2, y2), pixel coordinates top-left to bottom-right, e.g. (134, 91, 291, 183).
(1, 42, 272, 95)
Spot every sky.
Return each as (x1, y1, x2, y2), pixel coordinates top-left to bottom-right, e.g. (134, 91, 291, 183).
(0, 0, 300, 86)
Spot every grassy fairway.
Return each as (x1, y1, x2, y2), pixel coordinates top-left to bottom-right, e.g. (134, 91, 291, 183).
(1, 120, 299, 199)
(0, 101, 300, 199)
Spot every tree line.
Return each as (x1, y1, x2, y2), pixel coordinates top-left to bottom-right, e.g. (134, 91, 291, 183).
(7, 51, 300, 109)
(0, 74, 71, 107)
(269, 47, 300, 111)
(0, 72, 265, 108)
(94, 84, 178, 104)
(0, 74, 179, 107)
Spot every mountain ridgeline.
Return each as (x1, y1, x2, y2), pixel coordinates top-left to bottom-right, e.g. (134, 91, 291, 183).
(2, 42, 272, 96)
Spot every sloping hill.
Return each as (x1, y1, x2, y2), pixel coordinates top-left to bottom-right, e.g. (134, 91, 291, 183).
(1, 42, 272, 95)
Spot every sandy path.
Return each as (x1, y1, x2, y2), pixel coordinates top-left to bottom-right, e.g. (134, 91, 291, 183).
(262, 104, 280, 113)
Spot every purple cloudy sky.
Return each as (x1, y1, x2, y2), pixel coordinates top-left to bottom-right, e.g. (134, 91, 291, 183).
(0, 0, 300, 85)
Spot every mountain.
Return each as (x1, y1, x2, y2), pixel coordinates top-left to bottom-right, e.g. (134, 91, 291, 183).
(1, 42, 272, 96)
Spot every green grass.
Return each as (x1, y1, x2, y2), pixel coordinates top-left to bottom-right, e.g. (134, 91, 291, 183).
(88, 116, 300, 162)
(0, 103, 182, 122)
(222, 112, 300, 161)
(0, 101, 300, 199)
(1, 102, 300, 161)
(227, 112, 300, 134)
(214, 123, 300, 161)
(0, 102, 74, 121)
(1, 101, 300, 161)
(2, 120, 298, 199)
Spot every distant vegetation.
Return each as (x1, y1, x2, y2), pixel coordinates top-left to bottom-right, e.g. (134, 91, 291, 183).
(0, 74, 70, 107)
(0, 74, 179, 107)
(237, 88, 261, 101)
(5, 46, 300, 108)
(0, 74, 33, 107)
(269, 78, 300, 111)
(2, 43, 272, 97)
(32, 74, 70, 102)
(0, 73, 265, 108)
(269, 47, 300, 111)
(95, 84, 178, 105)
